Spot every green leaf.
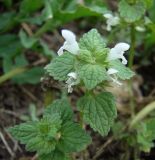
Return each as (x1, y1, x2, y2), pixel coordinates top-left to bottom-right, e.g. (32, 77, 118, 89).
(110, 60, 135, 80)
(142, 0, 153, 8)
(33, 3, 107, 36)
(20, 0, 44, 14)
(45, 52, 76, 81)
(2, 52, 44, 84)
(42, 0, 53, 20)
(78, 48, 109, 65)
(78, 49, 95, 63)
(3, 54, 27, 73)
(145, 118, 155, 137)
(19, 30, 38, 48)
(0, 34, 22, 58)
(0, 12, 16, 33)
(79, 29, 106, 53)
(9, 114, 62, 155)
(55, 4, 106, 25)
(39, 149, 70, 160)
(9, 122, 38, 144)
(136, 121, 155, 152)
(40, 41, 56, 58)
(119, 0, 146, 22)
(58, 122, 91, 153)
(78, 63, 109, 89)
(12, 67, 44, 84)
(45, 98, 73, 123)
(77, 92, 117, 136)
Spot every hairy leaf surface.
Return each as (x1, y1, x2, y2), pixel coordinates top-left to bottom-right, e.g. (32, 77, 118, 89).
(78, 92, 117, 136)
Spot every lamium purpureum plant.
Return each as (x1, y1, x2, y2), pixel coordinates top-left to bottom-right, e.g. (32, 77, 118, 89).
(9, 29, 134, 160)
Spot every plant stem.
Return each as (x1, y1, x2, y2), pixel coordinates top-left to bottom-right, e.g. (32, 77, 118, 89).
(44, 89, 54, 107)
(128, 24, 136, 69)
(130, 101, 155, 128)
(79, 112, 85, 128)
(128, 24, 136, 117)
(0, 67, 29, 84)
(128, 79, 135, 117)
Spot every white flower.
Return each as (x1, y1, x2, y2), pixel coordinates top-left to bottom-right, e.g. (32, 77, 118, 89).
(108, 42, 130, 65)
(104, 13, 120, 31)
(57, 29, 79, 56)
(107, 68, 122, 85)
(107, 68, 118, 75)
(66, 72, 77, 93)
(135, 26, 146, 32)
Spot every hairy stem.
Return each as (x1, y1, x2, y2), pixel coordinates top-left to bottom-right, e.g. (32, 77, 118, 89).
(0, 67, 29, 84)
(130, 101, 155, 128)
(128, 24, 136, 68)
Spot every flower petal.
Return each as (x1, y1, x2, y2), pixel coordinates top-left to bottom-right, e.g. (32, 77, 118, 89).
(57, 29, 79, 55)
(57, 46, 64, 56)
(107, 68, 118, 75)
(108, 42, 130, 65)
(63, 41, 79, 55)
(114, 43, 130, 51)
(67, 72, 77, 79)
(66, 72, 77, 93)
(62, 29, 76, 43)
(104, 13, 113, 19)
(104, 13, 120, 31)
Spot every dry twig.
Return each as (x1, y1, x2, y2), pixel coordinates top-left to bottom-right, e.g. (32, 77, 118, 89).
(0, 131, 15, 158)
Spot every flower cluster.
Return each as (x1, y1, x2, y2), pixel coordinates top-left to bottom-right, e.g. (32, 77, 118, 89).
(103, 13, 120, 31)
(57, 29, 130, 92)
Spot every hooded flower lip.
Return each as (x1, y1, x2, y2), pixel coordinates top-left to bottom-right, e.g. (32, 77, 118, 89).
(108, 42, 130, 65)
(57, 29, 79, 56)
(104, 13, 120, 31)
(66, 72, 77, 93)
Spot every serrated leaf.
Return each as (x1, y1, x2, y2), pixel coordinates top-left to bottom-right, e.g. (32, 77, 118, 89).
(78, 48, 109, 65)
(78, 63, 109, 89)
(39, 149, 70, 160)
(9, 114, 62, 155)
(26, 135, 56, 154)
(9, 122, 38, 144)
(110, 60, 135, 80)
(45, 98, 73, 123)
(79, 29, 106, 53)
(119, 0, 146, 22)
(58, 122, 91, 153)
(78, 49, 95, 63)
(45, 52, 76, 81)
(77, 92, 117, 136)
